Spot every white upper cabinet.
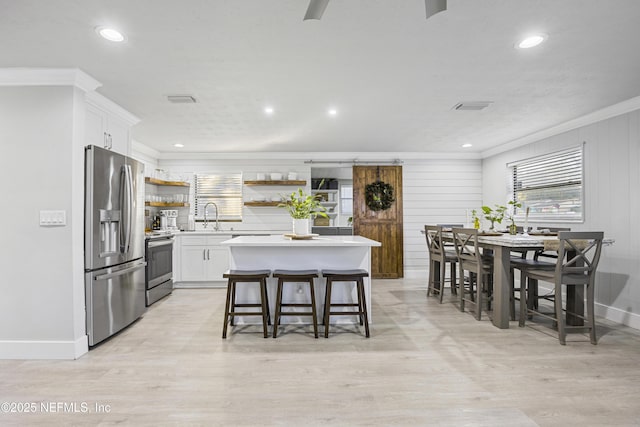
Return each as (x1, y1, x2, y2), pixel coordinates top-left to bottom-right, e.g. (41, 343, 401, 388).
(85, 91, 140, 156)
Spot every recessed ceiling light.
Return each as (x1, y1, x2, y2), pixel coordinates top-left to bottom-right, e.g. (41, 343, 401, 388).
(517, 34, 547, 49)
(173, 143, 184, 148)
(264, 106, 274, 115)
(328, 108, 338, 117)
(95, 26, 126, 43)
(462, 143, 473, 148)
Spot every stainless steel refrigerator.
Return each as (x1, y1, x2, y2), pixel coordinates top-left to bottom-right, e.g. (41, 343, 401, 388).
(85, 145, 146, 346)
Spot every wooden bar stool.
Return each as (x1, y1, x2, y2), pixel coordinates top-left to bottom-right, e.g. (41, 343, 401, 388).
(222, 269, 271, 339)
(272, 269, 319, 338)
(322, 269, 370, 338)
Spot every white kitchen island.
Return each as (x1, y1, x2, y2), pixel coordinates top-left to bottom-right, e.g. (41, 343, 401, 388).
(220, 235, 381, 325)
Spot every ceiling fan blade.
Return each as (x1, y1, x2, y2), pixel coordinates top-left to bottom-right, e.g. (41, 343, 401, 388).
(304, 0, 330, 20)
(425, 0, 447, 19)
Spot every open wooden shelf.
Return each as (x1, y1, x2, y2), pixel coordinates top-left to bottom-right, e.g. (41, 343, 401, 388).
(145, 202, 190, 207)
(244, 180, 307, 186)
(145, 177, 190, 187)
(244, 201, 281, 207)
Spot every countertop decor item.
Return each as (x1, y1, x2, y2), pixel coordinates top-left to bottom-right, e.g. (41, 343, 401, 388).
(278, 187, 328, 235)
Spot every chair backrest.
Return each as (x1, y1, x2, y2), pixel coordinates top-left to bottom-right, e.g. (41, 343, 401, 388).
(534, 227, 572, 261)
(437, 223, 463, 229)
(452, 227, 482, 266)
(547, 226, 571, 232)
(425, 225, 445, 258)
(555, 231, 604, 284)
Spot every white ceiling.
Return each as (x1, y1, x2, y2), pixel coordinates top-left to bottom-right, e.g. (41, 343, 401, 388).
(2, 0, 640, 155)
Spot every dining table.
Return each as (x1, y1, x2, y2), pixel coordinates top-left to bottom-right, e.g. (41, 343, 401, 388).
(472, 233, 564, 329)
(436, 231, 613, 329)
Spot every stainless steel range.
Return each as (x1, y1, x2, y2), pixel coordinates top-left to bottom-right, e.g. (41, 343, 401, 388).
(145, 233, 174, 306)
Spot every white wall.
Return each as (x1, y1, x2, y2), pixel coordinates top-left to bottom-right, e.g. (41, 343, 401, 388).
(403, 159, 483, 278)
(0, 86, 87, 358)
(482, 109, 640, 328)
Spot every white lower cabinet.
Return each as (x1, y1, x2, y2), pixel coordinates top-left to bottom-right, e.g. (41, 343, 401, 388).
(174, 235, 229, 286)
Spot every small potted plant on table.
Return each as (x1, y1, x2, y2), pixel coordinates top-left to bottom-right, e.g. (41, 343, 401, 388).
(481, 204, 507, 231)
(506, 200, 522, 235)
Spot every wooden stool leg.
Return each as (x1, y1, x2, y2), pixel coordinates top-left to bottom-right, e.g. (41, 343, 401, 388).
(459, 265, 465, 313)
(264, 279, 271, 326)
(222, 279, 233, 339)
(427, 260, 434, 297)
(439, 258, 446, 303)
(273, 278, 284, 338)
(358, 278, 370, 338)
(308, 278, 319, 338)
(260, 278, 269, 338)
(475, 271, 482, 320)
(519, 272, 527, 327)
(230, 280, 237, 326)
(587, 281, 597, 345)
(555, 282, 566, 345)
(324, 278, 333, 338)
(451, 262, 457, 295)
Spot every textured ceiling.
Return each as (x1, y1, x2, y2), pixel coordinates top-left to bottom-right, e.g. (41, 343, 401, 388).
(2, 0, 640, 154)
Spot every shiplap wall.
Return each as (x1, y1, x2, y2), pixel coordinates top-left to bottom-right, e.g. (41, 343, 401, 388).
(143, 155, 484, 279)
(482, 109, 640, 328)
(403, 159, 483, 279)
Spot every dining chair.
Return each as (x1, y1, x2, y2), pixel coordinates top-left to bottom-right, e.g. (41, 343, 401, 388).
(510, 227, 572, 316)
(452, 227, 493, 320)
(518, 231, 604, 345)
(425, 225, 458, 303)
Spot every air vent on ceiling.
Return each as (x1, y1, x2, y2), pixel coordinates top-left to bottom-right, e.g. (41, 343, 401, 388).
(167, 95, 197, 104)
(453, 101, 492, 111)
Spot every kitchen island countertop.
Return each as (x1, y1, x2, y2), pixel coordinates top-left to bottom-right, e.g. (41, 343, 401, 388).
(221, 234, 381, 247)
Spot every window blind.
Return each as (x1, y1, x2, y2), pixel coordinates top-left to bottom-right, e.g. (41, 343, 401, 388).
(510, 146, 583, 222)
(194, 173, 243, 221)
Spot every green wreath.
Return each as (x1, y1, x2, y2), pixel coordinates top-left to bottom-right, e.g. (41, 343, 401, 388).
(365, 181, 395, 211)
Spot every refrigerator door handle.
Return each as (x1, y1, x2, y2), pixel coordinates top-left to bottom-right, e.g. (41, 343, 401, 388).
(120, 164, 134, 254)
(94, 262, 147, 281)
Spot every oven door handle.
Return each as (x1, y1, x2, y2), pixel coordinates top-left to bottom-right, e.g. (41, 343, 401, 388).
(147, 239, 174, 248)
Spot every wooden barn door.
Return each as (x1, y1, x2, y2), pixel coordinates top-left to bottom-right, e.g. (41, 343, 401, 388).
(353, 165, 403, 279)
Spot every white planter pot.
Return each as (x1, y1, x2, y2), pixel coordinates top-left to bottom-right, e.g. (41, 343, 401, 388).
(292, 218, 310, 236)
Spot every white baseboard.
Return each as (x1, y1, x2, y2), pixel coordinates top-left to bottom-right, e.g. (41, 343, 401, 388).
(403, 267, 428, 280)
(595, 303, 640, 330)
(173, 281, 226, 289)
(532, 284, 640, 330)
(0, 336, 88, 360)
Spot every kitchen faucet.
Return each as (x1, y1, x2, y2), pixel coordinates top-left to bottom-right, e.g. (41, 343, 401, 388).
(203, 202, 221, 231)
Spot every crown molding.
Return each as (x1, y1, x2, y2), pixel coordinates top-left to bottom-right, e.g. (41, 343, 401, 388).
(153, 150, 482, 161)
(0, 67, 101, 92)
(86, 91, 140, 126)
(482, 95, 640, 158)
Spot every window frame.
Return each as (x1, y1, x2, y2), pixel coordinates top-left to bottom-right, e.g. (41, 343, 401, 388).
(509, 145, 585, 223)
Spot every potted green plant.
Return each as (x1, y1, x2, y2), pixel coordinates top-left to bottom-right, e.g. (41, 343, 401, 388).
(278, 187, 328, 235)
(481, 204, 507, 231)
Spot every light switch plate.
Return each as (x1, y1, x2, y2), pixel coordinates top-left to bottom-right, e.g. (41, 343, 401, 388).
(40, 210, 66, 226)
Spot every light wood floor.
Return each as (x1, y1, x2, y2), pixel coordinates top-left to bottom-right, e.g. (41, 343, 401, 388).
(2, 279, 640, 426)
